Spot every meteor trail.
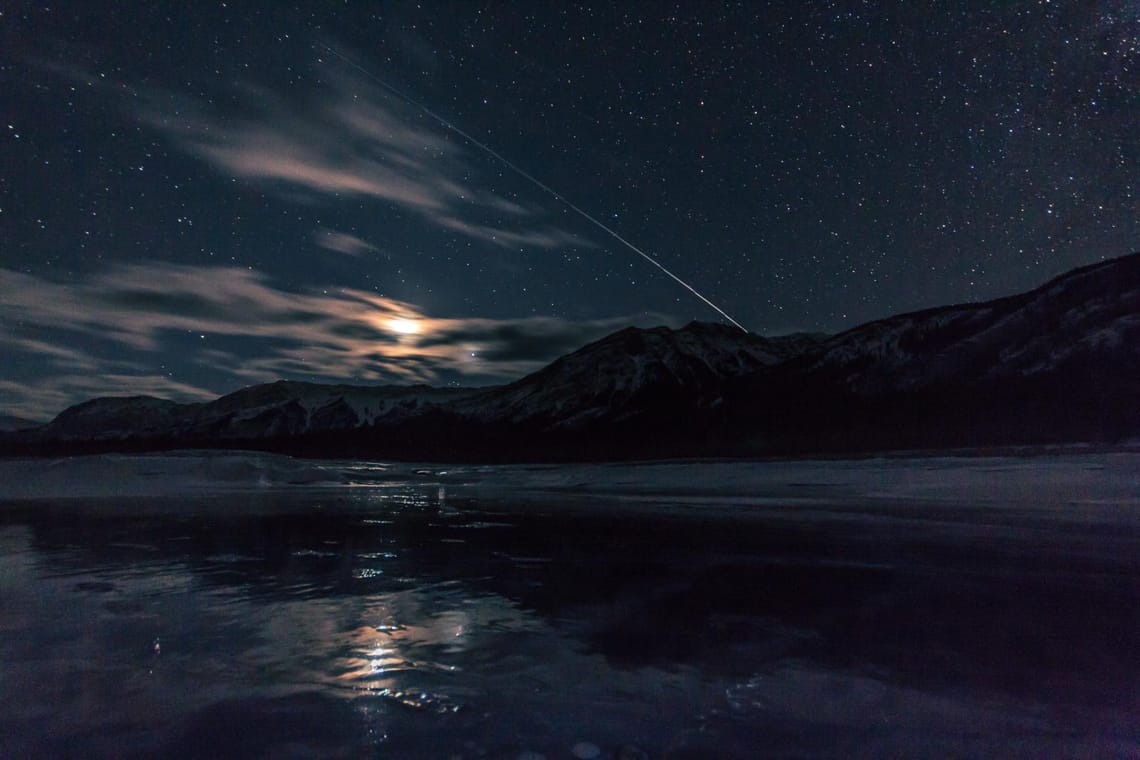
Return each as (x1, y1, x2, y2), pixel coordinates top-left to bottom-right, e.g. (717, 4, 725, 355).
(316, 42, 747, 332)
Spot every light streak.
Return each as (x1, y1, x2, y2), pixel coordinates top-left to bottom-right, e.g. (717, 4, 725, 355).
(315, 42, 747, 332)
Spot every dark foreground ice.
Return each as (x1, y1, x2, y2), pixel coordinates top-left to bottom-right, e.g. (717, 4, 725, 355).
(0, 452, 1138, 758)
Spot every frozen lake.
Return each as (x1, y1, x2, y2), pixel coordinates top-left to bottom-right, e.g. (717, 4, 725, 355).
(1, 451, 1138, 757)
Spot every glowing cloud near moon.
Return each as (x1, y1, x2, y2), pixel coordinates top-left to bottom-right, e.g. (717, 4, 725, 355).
(386, 317, 422, 336)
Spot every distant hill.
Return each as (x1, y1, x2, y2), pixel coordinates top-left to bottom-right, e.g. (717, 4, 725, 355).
(725, 252, 1140, 453)
(5, 252, 1138, 460)
(33, 382, 478, 443)
(0, 415, 44, 433)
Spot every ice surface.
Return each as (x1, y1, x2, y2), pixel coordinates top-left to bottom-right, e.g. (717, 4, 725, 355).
(0, 448, 1136, 514)
(0, 450, 339, 499)
(448, 451, 1140, 507)
(2, 447, 1138, 757)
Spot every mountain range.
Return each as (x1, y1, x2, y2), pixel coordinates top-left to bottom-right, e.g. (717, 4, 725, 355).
(4, 252, 1138, 460)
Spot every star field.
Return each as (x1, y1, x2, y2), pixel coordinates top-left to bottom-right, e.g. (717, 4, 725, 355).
(1, 1, 1137, 419)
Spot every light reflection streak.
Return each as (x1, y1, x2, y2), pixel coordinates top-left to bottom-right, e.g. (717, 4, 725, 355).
(331, 605, 476, 714)
(313, 582, 551, 724)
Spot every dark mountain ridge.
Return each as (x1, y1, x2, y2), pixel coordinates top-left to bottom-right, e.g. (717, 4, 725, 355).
(36, 381, 482, 445)
(5, 252, 1138, 460)
(457, 322, 824, 429)
(726, 253, 1140, 453)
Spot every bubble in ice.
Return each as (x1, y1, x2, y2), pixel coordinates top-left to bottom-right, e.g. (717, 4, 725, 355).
(571, 741, 602, 759)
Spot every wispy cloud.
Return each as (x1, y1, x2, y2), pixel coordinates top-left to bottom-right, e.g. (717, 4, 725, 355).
(0, 264, 665, 419)
(314, 228, 378, 257)
(137, 60, 583, 250)
(0, 377, 219, 425)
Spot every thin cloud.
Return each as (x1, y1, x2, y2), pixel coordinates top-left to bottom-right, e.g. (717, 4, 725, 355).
(0, 264, 667, 419)
(436, 216, 584, 249)
(314, 228, 378, 257)
(138, 61, 583, 250)
(0, 376, 218, 424)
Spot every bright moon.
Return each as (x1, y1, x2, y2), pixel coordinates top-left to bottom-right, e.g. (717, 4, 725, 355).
(387, 317, 421, 336)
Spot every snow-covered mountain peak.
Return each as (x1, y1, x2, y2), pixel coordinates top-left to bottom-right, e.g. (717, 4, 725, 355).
(457, 321, 825, 429)
(11, 252, 1137, 458)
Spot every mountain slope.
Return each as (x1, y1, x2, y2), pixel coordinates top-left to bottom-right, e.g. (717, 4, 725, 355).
(35, 381, 482, 444)
(796, 253, 1140, 391)
(7, 252, 1139, 460)
(457, 322, 823, 430)
(0, 414, 50, 433)
(727, 253, 1140, 451)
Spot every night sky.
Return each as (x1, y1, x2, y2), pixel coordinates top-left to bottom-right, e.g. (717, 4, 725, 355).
(2, 2, 1137, 421)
